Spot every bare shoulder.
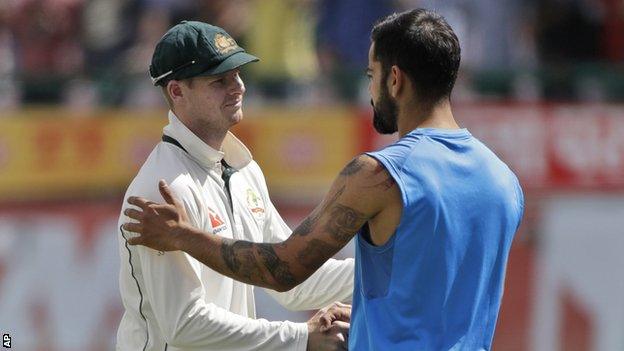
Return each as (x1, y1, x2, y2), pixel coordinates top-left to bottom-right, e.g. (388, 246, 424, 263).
(340, 154, 396, 190)
(339, 154, 374, 176)
(337, 154, 400, 216)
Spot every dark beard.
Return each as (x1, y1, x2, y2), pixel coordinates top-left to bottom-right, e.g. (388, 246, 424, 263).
(371, 86, 398, 134)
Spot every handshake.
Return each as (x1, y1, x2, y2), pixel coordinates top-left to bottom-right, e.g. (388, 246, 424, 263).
(306, 302, 351, 351)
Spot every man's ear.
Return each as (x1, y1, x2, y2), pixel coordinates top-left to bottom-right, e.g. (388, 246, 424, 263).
(167, 80, 184, 103)
(389, 65, 404, 98)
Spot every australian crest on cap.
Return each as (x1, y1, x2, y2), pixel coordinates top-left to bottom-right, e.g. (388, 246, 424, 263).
(214, 33, 238, 54)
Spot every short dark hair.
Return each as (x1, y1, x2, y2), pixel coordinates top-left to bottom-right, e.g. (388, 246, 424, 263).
(371, 9, 461, 105)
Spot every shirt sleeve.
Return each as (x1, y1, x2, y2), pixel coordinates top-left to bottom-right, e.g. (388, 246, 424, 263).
(123, 179, 309, 350)
(261, 197, 354, 310)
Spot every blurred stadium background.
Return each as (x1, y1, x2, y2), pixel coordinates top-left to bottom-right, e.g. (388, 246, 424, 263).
(0, 0, 623, 350)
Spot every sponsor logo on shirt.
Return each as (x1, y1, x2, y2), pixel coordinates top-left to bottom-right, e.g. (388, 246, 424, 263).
(246, 189, 265, 221)
(207, 207, 227, 234)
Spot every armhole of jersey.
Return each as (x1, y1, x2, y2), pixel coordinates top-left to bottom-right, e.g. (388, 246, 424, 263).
(120, 225, 150, 351)
(365, 152, 409, 206)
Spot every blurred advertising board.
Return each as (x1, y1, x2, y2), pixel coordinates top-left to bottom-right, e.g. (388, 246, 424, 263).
(1, 104, 623, 202)
(0, 109, 166, 200)
(362, 103, 624, 191)
(0, 202, 122, 350)
(530, 195, 624, 351)
(1, 104, 624, 350)
(1, 199, 621, 350)
(0, 107, 361, 202)
(233, 106, 360, 202)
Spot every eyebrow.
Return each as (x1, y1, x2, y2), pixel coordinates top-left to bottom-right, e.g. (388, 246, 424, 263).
(210, 72, 227, 80)
(209, 69, 239, 82)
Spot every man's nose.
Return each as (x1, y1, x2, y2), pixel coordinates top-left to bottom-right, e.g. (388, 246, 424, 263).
(230, 75, 245, 95)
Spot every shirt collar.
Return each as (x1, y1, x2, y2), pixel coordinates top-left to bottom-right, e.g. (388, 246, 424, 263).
(162, 111, 252, 170)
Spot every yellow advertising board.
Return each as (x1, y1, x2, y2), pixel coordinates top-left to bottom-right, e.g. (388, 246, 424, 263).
(0, 107, 359, 201)
(0, 109, 167, 200)
(234, 106, 360, 201)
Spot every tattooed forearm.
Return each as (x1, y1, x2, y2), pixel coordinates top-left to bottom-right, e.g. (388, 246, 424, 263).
(325, 203, 367, 244)
(221, 240, 268, 284)
(209, 156, 382, 290)
(219, 239, 298, 290)
(221, 240, 251, 272)
(257, 244, 297, 288)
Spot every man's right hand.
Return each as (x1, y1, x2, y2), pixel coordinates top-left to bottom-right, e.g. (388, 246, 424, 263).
(124, 180, 193, 252)
(306, 302, 351, 351)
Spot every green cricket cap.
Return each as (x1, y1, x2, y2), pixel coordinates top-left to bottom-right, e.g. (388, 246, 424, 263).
(149, 21, 259, 86)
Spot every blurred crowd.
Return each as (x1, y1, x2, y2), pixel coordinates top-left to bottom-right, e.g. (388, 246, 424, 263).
(0, 0, 623, 110)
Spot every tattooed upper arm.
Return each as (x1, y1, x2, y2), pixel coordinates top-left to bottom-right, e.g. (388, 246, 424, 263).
(207, 155, 399, 292)
(327, 154, 397, 227)
(284, 154, 398, 270)
(339, 157, 366, 176)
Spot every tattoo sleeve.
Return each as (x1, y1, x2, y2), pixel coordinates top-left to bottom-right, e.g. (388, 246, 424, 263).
(178, 154, 385, 292)
(214, 187, 365, 291)
(217, 239, 297, 290)
(296, 239, 339, 270)
(220, 241, 265, 283)
(294, 213, 318, 237)
(256, 244, 297, 287)
(324, 203, 367, 244)
(292, 185, 345, 237)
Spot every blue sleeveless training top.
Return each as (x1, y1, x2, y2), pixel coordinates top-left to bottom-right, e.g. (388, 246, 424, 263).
(350, 128, 524, 350)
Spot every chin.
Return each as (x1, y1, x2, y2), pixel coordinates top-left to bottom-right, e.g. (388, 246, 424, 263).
(229, 109, 244, 126)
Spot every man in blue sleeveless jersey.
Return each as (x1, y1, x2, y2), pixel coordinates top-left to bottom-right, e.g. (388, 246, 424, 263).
(123, 9, 524, 350)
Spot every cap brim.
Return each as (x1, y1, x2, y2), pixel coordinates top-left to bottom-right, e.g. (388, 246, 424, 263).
(198, 52, 259, 77)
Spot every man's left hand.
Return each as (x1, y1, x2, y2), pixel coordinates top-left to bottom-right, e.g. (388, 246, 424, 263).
(123, 180, 191, 251)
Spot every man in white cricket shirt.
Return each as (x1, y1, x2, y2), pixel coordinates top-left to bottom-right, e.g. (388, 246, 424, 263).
(116, 21, 353, 351)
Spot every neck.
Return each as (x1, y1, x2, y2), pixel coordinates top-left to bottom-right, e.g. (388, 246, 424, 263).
(397, 99, 459, 137)
(174, 110, 227, 151)
(195, 129, 227, 151)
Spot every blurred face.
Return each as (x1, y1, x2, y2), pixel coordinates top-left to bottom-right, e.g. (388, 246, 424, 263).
(174, 68, 246, 131)
(367, 43, 398, 134)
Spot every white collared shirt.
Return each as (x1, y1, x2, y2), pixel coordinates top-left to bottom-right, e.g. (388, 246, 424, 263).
(116, 111, 354, 351)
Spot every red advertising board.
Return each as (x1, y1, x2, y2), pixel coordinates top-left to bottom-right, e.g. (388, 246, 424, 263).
(360, 103, 624, 190)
